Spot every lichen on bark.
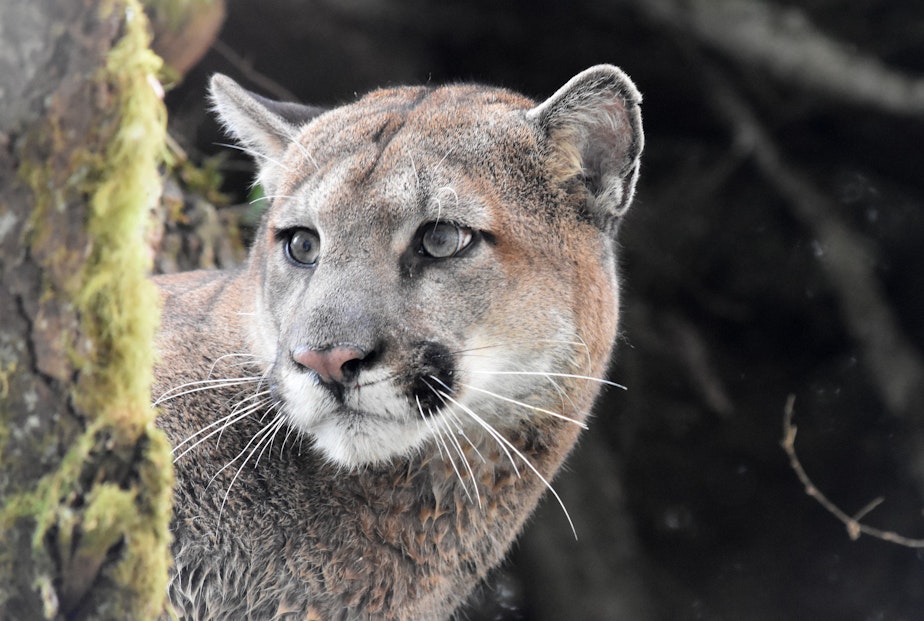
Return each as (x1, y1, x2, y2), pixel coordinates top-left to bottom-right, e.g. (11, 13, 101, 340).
(0, 0, 173, 618)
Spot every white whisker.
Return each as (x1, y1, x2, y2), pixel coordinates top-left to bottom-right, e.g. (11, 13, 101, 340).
(539, 373, 574, 416)
(253, 410, 287, 469)
(408, 153, 420, 188)
(172, 390, 272, 459)
(154, 375, 263, 406)
(442, 407, 486, 464)
(458, 382, 588, 430)
(416, 395, 447, 462)
(418, 394, 472, 501)
(215, 142, 292, 172)
(428, 377, 520, 479)
(436, 414, 477, 505)
(431, 378, 578, 539)
(569, 334, 593, 373)
(173, 409, 251, 463)
(467, 370, 626, 390)
(288, 136, 320, 172)
(280, 408, 299, 456)
(433, 402, 481, 508)
(450, 337, 590, 357)
(213, 410, 285, 520)
(433, 146, 456, 173)
(250, 194, 295, 205)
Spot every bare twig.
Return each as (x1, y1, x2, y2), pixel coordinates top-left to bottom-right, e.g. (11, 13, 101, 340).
(211, 39, 298, 102)
(705, 67, 924, 419)
(781, 395, 924, 548)
(629, 0, 924, 117)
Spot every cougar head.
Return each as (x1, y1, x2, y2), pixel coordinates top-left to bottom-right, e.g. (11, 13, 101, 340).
(210, 66, 643, 468)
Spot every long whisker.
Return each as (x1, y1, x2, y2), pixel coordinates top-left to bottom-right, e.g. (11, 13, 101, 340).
(213, 410, 285, 520)
(442, 406, 487, 464)
(217, 389, 275, 445)
(458, 382, 588, 430)
(431, 378, 578, 539)
(570, 334, 593, 373)
(154, 376, 263, 406)
(214, 141, 292, 172)
(416, 395, 447, 462)
(408, 153, 420, 189)
(538, 373, 574, 416)
(287, 136, 320, 172)
(205, 352, 260, 378)
(428, 377, 520, 478)
(172, 391, 272, 459)
(437, 412, 479, 506)
(467, 370, 626, 390)
(253, 410, 288, 469)
(279, 407, 300, 457)
(433, 146, 456, 173)
(446, 337, 592, 358)
(250, 194, 295, 205)
(417, 395, 472, 502)
(425, 383, 481, 508)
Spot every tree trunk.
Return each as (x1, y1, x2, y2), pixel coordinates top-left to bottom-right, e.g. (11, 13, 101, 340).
(0, 1, 173, 619)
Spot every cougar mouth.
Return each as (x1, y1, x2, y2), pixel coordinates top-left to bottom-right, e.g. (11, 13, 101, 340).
(287, 339, 457, 415)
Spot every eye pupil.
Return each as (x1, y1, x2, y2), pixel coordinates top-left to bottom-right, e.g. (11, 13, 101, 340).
(420, 222, 471, 258)
(286, 228, 321, 266)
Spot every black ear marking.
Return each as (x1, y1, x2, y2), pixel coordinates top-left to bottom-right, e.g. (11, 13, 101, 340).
(528, 65, 644, 226)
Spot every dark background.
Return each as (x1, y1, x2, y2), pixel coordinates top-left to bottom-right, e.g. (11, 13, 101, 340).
(158, 1, 924, 618)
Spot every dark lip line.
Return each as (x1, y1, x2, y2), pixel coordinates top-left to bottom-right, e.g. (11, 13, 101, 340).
(280, 368, 454, 420)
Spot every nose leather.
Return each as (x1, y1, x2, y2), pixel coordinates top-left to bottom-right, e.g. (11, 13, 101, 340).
(292, 344, 367, 384)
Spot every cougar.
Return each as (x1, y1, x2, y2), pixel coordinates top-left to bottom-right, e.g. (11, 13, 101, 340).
(154, 64, 643, 620)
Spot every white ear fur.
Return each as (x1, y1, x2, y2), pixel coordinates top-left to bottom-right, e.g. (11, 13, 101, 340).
(209, 74, 326, 192)
(528, 64, 644, 224)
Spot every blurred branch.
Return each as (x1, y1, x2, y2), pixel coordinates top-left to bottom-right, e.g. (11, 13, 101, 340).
(630, 0, 924, 116)
(211, 38, 298, 101)
(705, 65, 924, 418)
(782, 396, 924, 547)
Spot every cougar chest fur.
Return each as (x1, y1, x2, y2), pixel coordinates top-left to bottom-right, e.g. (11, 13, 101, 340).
(154, 65, 643, 620)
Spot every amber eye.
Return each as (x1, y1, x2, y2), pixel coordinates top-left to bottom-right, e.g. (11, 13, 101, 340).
(285, 228, 321, 266)
(418, 222, 473, 259)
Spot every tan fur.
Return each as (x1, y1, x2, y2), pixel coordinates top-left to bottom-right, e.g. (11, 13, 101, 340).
(154, 65, 642, 620)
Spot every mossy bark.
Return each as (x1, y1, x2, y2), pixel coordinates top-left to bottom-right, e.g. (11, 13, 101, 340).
(0, 0, 173, 619)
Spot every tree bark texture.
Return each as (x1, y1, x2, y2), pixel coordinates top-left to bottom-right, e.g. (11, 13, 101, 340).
(0, 1, 172, 619)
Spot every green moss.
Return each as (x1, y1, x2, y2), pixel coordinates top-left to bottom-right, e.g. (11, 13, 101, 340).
(73, 0, 175, 615)
(163, 134, 229, 207)
(2, 0, 175, 617)
(76, 0, 166, 438)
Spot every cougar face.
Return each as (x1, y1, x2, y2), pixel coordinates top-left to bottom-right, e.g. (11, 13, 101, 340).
(238, 85, 608, 467)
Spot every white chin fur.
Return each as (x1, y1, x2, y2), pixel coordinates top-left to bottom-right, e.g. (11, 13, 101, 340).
(311, 415, 428, 468)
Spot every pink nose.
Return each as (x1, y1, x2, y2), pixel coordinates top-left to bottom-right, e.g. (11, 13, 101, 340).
(292, 344, 367, 384)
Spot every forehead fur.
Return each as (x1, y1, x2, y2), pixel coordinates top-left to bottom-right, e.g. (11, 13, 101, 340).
(289, 85, 540, 173)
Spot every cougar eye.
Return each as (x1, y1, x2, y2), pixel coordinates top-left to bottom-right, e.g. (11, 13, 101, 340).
(284, 228, 321, 266)
(418, 222, 473, 259)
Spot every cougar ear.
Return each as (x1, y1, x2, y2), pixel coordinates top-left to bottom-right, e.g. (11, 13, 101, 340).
(209, 74, 326, 189)
(528, 64, 644, 225)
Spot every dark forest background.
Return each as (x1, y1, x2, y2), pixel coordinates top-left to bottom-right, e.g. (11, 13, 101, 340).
(154, 1, 924, 619)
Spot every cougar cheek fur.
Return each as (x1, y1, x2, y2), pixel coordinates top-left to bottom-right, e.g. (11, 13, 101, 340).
(153, 64, 643, 620)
